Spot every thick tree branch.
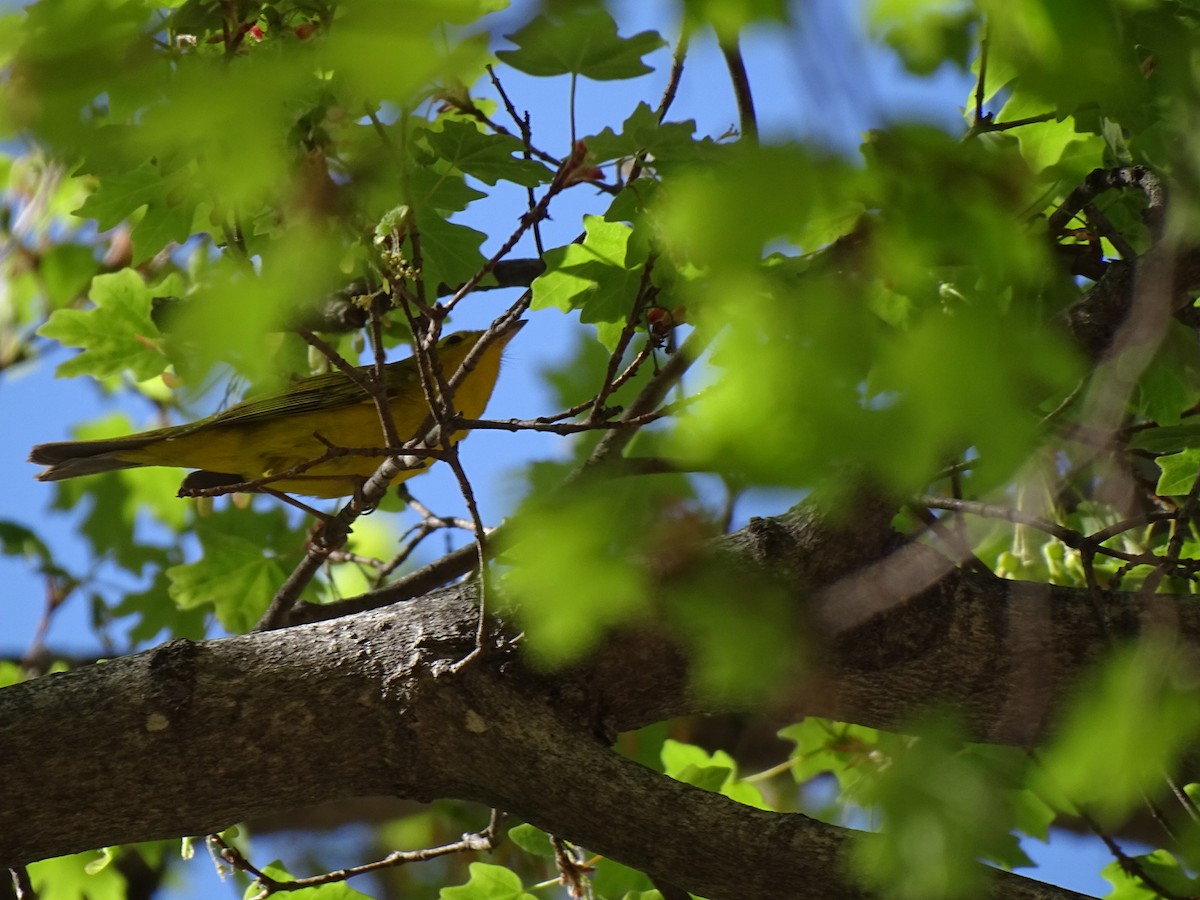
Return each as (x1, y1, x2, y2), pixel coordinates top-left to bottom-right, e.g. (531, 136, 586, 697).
(4, 504, 1196, 899)
(0, 582, 1097, 900)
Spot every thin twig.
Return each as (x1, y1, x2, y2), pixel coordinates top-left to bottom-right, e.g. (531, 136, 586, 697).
(209, 829, 497, 899)
(973, 19, 989, 125)
(479, 65, 562, 167)
(915, 494, 1200, 573)
(587, 257, 659, 425)
(569, 72, 578, 145)
(442, 447, 491, 661)
(584, 328, 710, 470)
(8, 866, 35, 900)
(1082, 201, 1138, 260)
(1023, 757, 1193, 900)
(658, 30, 689, 124)
(442, 143, 592, 314)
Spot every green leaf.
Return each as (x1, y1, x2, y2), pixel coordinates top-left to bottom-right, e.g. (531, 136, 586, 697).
(1102, 850, 1200, 900)
(1133, 328, 1200, 426)
(411, 212, 488, 296)
(440, 862, 535, 900)
(1154, 448, 1200, 495)
(424, 121, 552, 187)
(532, 216, 643, 330)
(112, 568, 209, 646)
(73, 160, 198, 263)
(1131, 426, 1200, 454)
(588, 858, 657, 899)
(28, 850, 127, 900)
(660, 740, 769, 809)
(779, 719, 887, 794)
(39, 269, 169, 381)
(979, 0, 1150, 125)
(166, 508, 307, 633)
(993, 90, 1102, 180)
(583, 102, 699, 164)
(507, 823, 555, 858)
(406, 163, 488, 214)
(0, 520, 54, 572)
(45, 414, 188, 573)
(497, 7, 666, 80)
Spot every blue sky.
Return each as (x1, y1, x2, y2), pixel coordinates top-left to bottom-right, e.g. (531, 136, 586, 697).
(1, 1, 1125, 896)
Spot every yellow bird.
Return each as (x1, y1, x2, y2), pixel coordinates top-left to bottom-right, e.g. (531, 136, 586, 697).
(29, 325, 522, 498)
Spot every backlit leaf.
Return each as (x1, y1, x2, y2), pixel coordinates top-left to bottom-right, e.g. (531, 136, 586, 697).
(39, 269, 170, 381)
(497, 7, 666, 80)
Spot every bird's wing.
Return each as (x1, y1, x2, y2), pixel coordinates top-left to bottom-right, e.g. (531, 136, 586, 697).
(200, 364, 419, 429)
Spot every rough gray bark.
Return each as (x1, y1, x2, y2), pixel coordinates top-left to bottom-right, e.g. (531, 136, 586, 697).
(3, 503, 1192, 899)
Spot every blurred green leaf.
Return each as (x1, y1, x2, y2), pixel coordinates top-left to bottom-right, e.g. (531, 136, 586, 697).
(681, 0, 789, 42)
(165, 230, 343, 385)
(1102, 849, 1200, 900)
(1035, 639, 1200, 825)
(112, 568, 209, 646)
(0, 520, 54, 571)
(0, 661, 23, 689)
(850, 717, 1024, 900)
(870, 0, 976, 74)
(37, 243, 102, 309)
(47, 413, 188, 572)
(499, 469, 654, 666)
(324, 2, 492, 108)
(655, 144, 862, 273)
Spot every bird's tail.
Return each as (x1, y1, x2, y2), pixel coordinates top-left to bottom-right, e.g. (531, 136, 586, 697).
(29, 436, 157, 481)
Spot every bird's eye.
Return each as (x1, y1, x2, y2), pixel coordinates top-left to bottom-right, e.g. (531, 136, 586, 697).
(443, 334, 465, 346)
